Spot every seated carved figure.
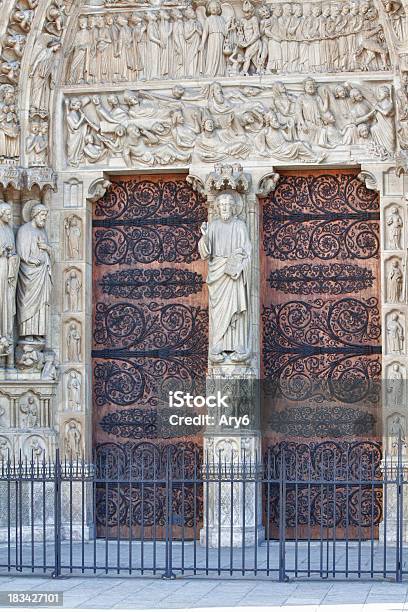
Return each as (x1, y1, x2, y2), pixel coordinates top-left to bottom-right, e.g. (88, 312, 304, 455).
(256, 110, 325, 162)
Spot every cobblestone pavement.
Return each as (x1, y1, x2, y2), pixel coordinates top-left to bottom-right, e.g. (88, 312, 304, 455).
(0, 541, 407, 610)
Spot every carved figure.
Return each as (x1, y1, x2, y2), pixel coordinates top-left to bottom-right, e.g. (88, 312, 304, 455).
(200, 0, 227, 77)
(16, 201, 52, 341)
(257, 110, 325, 163)
(389, 414, 405, 455)
(29, 38, 61, 112)
(387, 206, 403, 250)
(199, 192, 251, 363)
(41, 350, 58, 380)
(388, 260, 404, 302)
(0, 85, 19, 159)
(28, 436, 44, 458)
(20, 396, 38, 428)
(65, 419, 81, 456)
(387, 363, 404, 407)
(387, 312, 405, 353)
(64, 216, 81, 259)
(0, 202, 18, 356)
(67, 371, 81, 410)
(65, 270, 81, 311)
(26, 121, 48, 166)
(67, 322, 81, 361)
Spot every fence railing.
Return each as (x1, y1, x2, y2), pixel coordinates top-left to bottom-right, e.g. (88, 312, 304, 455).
(0, 442, 406, 580)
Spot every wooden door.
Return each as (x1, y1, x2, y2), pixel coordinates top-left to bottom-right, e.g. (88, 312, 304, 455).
(92, 175, 208, 538)
(260, 170, 382, 539)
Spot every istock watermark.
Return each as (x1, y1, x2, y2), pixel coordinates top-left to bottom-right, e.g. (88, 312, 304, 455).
(168, 390, 229, 409)
(167, 390, 251, 429)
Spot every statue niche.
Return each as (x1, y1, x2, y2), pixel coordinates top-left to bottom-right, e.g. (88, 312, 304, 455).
(199, 191, 251, 364)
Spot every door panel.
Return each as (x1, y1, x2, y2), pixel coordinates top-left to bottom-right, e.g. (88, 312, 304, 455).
(260, 169, 382, 539)
(92, 175, 208, 538)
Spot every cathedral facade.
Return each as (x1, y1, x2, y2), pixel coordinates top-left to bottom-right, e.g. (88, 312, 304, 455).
(0, 0, 407, 540)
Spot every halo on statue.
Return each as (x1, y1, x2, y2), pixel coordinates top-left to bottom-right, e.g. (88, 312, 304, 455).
(22, 200, 45, 223)
(214, 190, 244, 218)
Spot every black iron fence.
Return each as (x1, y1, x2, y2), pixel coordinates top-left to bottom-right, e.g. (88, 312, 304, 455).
(0, 441, 406, 581)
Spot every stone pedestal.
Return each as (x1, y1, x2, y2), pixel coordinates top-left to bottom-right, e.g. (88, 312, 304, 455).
(199, 365, 263, 547)
(200, 432, 264, 547)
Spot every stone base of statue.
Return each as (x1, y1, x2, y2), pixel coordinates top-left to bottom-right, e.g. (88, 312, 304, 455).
(15, 338, 45, 373)
(200, 431, 264, 548)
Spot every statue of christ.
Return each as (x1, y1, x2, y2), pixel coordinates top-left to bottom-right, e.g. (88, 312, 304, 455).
(199, 192, 251, 364)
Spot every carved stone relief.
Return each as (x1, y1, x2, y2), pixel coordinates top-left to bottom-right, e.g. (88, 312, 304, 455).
(63, 79, 397, 169)
(0, 435, 12, 459)
(64, 418, 82, 456)
(0, 202, 18, 363)
(386, 310, 405, 354)
(19, 392, 39, 428)
(63, 179, 82, 208)
(65, 369, 81, 411)
(64, 267, 82, 312)
(64, 319, 81, 363)
(387, 412, 406, 455)
(0, 395, 10, 428)
(385, 202, 404, 249)
(386, 362, 406, 408)
(65, 0, 391, 86)
(23, 434, 46, 459)
(64, 214, 82, 260)
(386, 256, 404, 303)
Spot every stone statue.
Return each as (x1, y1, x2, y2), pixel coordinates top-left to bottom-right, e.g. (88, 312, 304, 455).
(29, 37, 61, 112)
(199, 192, 251, 364)
(64, 419, 81, 456)
(387, 363, 404, 407)
(28, 436, 45, 458)
(387, 206, 403, 250)
(20, 396, 38, 428)
(389, 414, 405, 456)
(387, 260, 404, 303)
(387, 312, 405, 353)
(200, 0, 228, 77)
(67, 371, 81, 410)
(41, 350, 58, 380)
(0, 202, 18, 357)
(0, 85, 20, 160)
(16, 201, 52, 341)
(67, 322, 81, 361)
(64, 216, 81, 259)
(65, 270, 81, 311)
(0, 438, 10, 460)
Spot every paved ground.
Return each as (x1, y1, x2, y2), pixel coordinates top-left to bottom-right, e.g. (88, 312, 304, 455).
(0, 573, 408, 611)
(0, 541, 408, 610)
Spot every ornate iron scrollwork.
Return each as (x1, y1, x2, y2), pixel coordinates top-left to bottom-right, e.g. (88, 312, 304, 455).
(93, 179, 207, 265)
(94, 442, 203, 529)
(263, 174, 380, 261)
(268, 263, 375, 296)
(99, 268, 204, 300)
(262, 297, 381, 403)
(93, 302, 208, 407)
(265, 440, 382, 529)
